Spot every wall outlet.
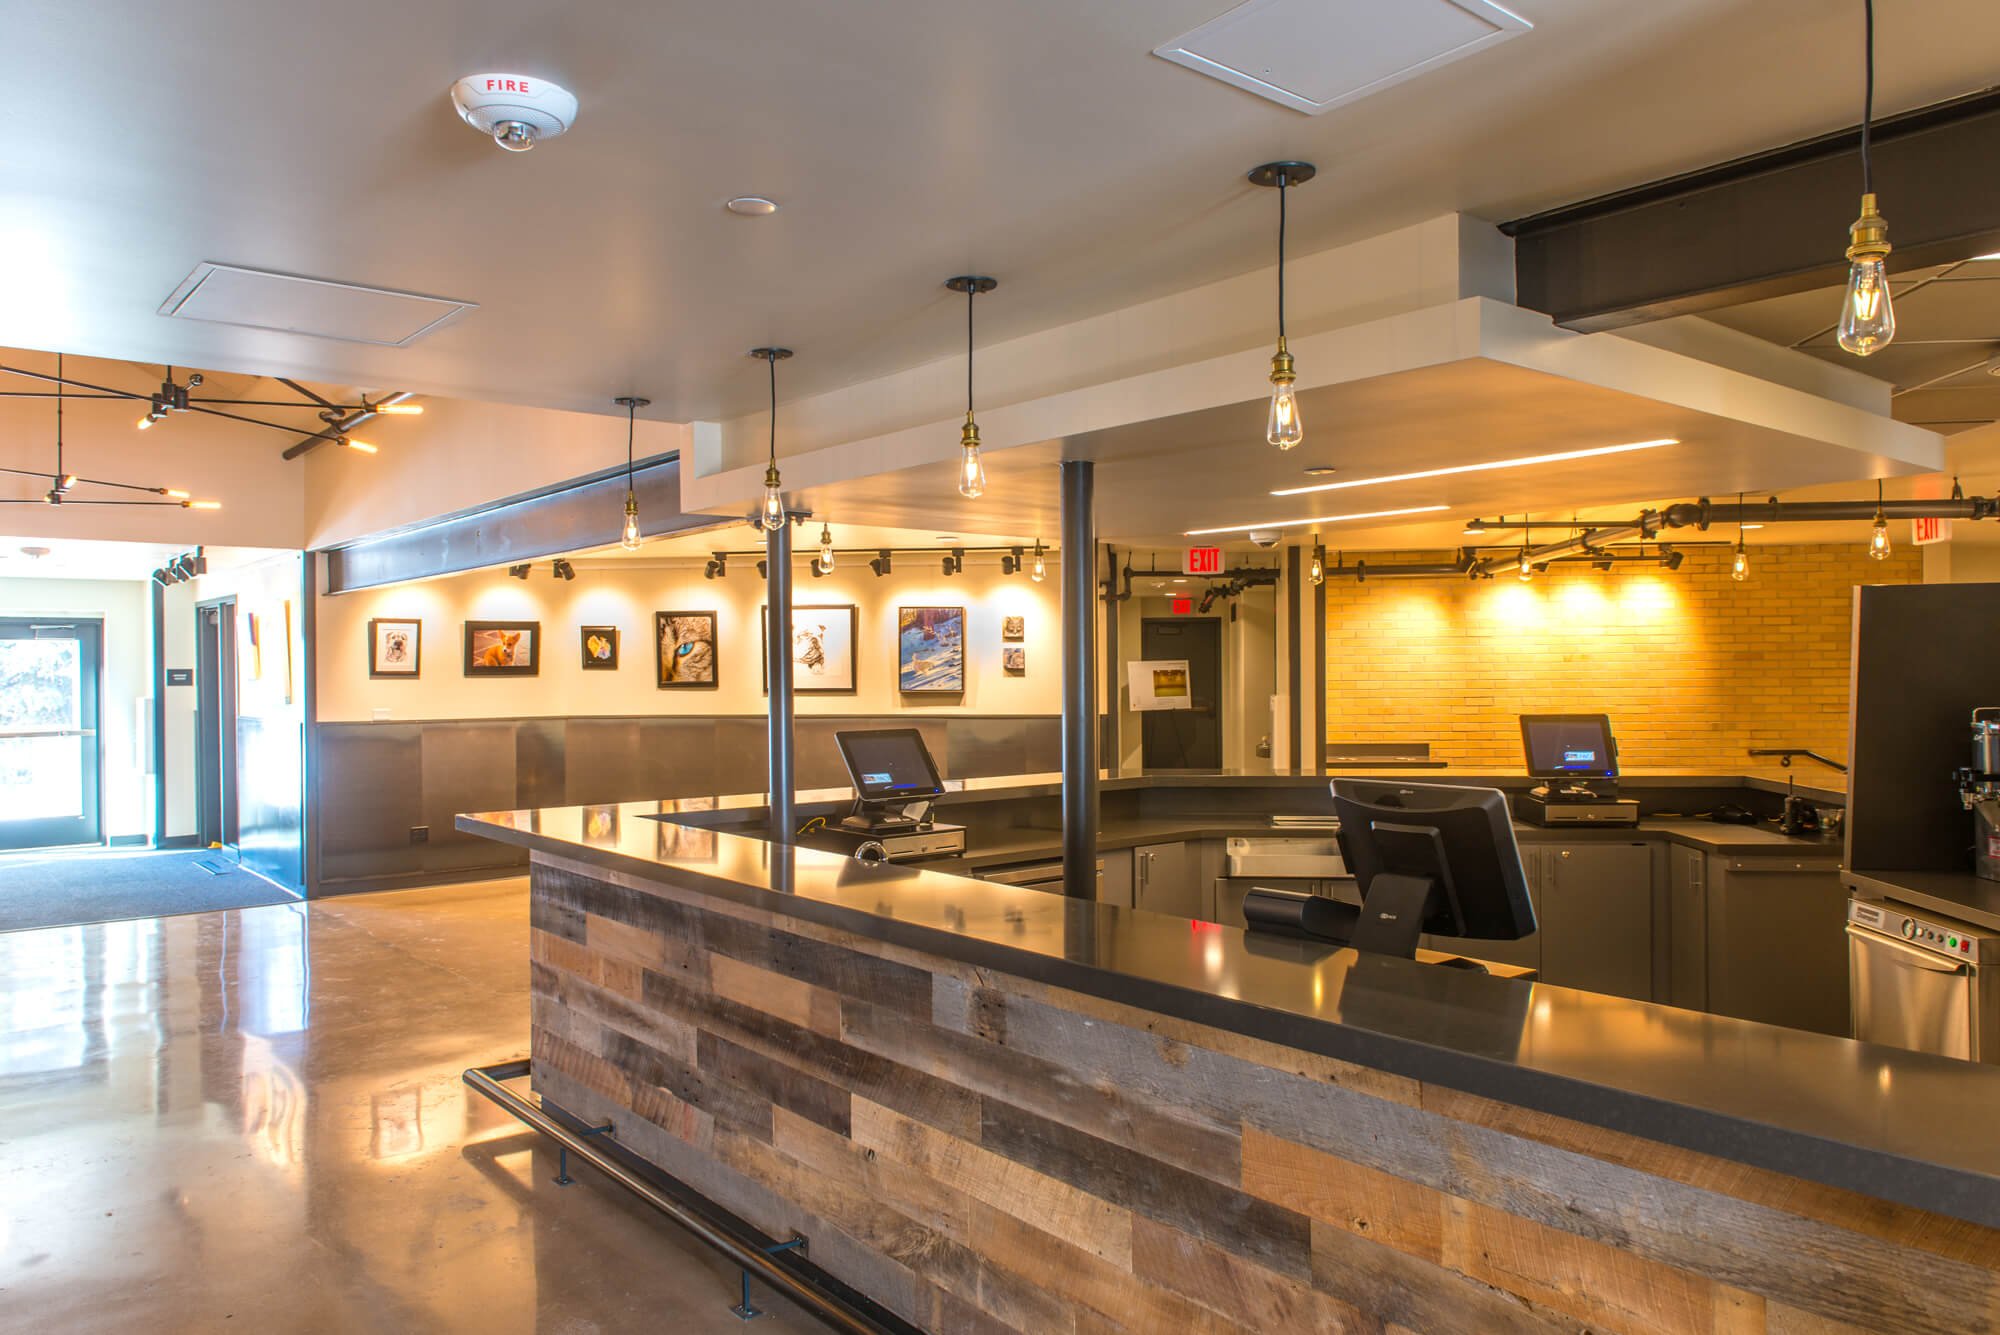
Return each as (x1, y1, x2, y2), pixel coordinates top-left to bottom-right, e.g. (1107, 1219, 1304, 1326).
(409, 825, 429, 844)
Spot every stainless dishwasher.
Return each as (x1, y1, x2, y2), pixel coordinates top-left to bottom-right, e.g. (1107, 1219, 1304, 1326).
(1847, 897, 2000, 1063)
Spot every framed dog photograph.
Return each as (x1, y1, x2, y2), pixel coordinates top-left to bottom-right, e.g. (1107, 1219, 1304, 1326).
(369, 618, 421, 678)
(760, 605, 858, 694)
(463, 621, 538, 676)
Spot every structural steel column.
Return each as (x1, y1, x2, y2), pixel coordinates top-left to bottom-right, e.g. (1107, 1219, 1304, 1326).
(1060, 461, 1098, 898)
(766, 518, 796, 844)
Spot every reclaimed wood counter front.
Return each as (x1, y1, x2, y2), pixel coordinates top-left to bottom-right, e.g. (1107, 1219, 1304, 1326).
(463, 802, 2000, 1334)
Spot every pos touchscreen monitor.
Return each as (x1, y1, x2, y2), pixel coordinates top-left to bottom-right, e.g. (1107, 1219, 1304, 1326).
(1518, 714, 1619, 780)
(834, 728, 947, 803)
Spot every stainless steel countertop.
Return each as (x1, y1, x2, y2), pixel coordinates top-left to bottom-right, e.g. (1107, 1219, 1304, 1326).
(462, 791, 2000, 1230)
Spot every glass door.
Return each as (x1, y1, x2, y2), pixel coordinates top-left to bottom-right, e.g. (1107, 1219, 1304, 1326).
(0, 618, 102, 850)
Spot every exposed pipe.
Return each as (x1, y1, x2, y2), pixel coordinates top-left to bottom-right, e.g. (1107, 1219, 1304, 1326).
(280, 391, 420, 460)
(462, 1061, 911, 1335)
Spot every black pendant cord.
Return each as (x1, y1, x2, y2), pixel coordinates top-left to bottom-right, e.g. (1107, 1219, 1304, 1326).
(768, 353, 778, 467)
(625, 400, 637, 492)
(1277, 177, 1288, 341)
(55, 352, 64, 479)
(1862, 0, 1875, 196)
(966, 282, 975, 416)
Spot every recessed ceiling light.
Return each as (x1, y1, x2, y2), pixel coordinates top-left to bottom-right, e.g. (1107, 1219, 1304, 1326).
(1269, 439, 1677, 498)
(726, 196, 779, 216)
(1740, 523, 1765, 530)
(1185, 504, 1449, 538)
(934, 535, 960, 542)
(1302, 466, 1338, 476)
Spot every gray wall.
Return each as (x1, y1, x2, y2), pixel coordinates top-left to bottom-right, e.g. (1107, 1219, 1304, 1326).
(310, 713, 1059, 894)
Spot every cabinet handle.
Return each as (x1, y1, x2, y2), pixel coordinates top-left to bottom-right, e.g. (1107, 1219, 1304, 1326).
(1559, 849, 1571, 860)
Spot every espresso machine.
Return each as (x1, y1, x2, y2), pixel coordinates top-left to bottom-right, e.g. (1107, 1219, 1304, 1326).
(1956, 707, 2000, 881)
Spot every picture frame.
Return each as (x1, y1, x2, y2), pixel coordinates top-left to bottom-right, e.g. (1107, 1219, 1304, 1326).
(760, 604, 858, 694)
(1002, 615, 1025, 642)
(656, 611, 718, 688)
(369, 618, 422, 678)
(1003, 646, 1026, 676)
(463, 620, 539, 676)
(898, 606, 965, 693)
(581, 625, 620, 671)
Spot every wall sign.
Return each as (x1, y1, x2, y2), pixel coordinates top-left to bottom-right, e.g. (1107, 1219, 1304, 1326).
(1913, 516, 1953, 546)
(1171, 597, 1194, 615)
(166, 668, 193, 686)
(1182, 546, 1222, 575)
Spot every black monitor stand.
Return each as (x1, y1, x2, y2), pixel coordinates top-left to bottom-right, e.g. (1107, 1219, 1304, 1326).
(1347, 873, 1444, 959)
(1535, 776, 1616, 803)
(840, 796, 934, 835)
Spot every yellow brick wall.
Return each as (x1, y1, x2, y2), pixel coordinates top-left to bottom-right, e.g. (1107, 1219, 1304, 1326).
(1322, 544, 1922, 786)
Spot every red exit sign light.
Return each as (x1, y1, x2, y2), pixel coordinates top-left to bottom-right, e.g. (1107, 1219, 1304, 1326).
(1183, 546, 1222, 575)
(1171, 597, 1194, 615)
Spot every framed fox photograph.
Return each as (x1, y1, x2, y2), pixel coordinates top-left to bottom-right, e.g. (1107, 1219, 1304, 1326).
(463, 621, 539, 676)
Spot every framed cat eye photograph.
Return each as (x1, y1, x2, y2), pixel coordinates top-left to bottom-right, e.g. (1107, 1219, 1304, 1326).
(656, 611, 718, 688)
(581, 625, 619, 671)
(759, 604, 857, 694)
(463, 621, 539, 676)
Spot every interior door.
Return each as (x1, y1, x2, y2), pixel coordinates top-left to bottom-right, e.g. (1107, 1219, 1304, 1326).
(1140, 618, 1222, 770)
(195, 600, 239, 850)
(0, 618, 103, 850)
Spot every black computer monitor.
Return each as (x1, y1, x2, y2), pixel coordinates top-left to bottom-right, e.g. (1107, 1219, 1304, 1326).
(1518, 714, 1619, 780)
(834, 728, 946, 803)
(1330, 778, 1538, 960)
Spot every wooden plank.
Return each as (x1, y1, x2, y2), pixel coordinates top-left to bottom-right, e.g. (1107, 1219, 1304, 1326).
(1129, 1215, 1373, 1334)
(698, 1029, 852, 1138)
(594, 1024, 775, 1143)
(708, 950, 842, 1037)
(851, 1096, 1134, 1269)
(702, 911, 935, 1018)
(1310, 1217, 1586, 1335)
(586, 911, 698, 976)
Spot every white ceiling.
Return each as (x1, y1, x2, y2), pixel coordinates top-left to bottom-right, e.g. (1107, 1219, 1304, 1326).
(8, 0, 2000, 427)
(0, 537, 282, 582)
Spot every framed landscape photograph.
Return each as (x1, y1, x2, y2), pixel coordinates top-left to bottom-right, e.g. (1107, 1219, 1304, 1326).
(581, 626, 620, 671)
(463, 621, 539, 676)
(656, 611, 718, 688)
(760, 605, 858, 694)
(898, 606, 965, 693)
(369, 618, 422, 678)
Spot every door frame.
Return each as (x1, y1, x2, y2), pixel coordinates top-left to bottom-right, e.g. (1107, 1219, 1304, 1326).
(194, 596, 240, 854)
(1138, 615, 1225, 772)
(0, 616, 105, 851)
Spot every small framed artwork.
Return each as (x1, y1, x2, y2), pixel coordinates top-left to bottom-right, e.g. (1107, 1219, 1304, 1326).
(464, 621, 539, 676)
(1003, 646, 1026, 676)
(899, 606, 965, 693)
(369, 618, 422, 678)
(656, 611, 718, 688)
(760, 605, 858, 693)
(1002, 615, 1025, 642)
(581, 626, 620, 671)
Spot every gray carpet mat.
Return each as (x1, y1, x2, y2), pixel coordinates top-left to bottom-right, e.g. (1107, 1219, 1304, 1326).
(0, 849, 299, 933)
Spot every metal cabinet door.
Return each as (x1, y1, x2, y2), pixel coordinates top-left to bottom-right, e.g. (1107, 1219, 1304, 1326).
(1668, 846, 1708, 1011)
(1708, 857, 1848, 1036)
(1539, 843, 1653, 1000)
(1134, 841, 1200, 919)
(1099, 848, 1134, 908)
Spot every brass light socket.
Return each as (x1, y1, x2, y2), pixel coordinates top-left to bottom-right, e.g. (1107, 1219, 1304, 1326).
(763, 461, 782, 488)
(1846, 192, 1892, 263)
(960, 413, 981, 449)
(1269, 341, 1296, 387)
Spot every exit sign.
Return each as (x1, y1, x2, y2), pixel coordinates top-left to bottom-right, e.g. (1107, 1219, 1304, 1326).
(1183, 546, 1222, 575)
(1171, 597, 1194, 615)
(1913, 516, 1953, 546)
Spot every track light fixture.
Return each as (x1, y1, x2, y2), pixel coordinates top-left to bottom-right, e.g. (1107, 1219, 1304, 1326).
(945, 275, 997, 499)
(507, 564, 531, 580)
(704, 552, 728, 580)
(0, 355, 215, 510)
(1462, 517, 1488, 536)
(749, 348, 793, 530)
(1249, 161, 1315, 449)
(134, 369, 201, 430)
(869, 549, 893, 577)
(816, 523, 835, 574)
(1659, 545, 1685, 572)
(613, 395, 649, 550)
(1838, 0, 1895, 356)
(1030, 540, 1047, 582)
(552, 559, 576, 581)
(942, 548, 964, 577)
(757, 558, 769, 580)
(1869, 479, 1892, 559)
(1002, 546, 1024, 575)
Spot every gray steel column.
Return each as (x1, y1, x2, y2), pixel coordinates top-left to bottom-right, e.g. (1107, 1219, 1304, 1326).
(766, 518, 796, 844)
(1060, 460, 1098, 898)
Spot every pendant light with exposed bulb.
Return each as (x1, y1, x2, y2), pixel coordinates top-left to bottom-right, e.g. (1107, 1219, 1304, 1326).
(816, 523, 835, 574)
(1309, 534, 1325, 586)
(1869, 479, 1892, 559)
(1731, 492, 1751, 582)
(1249, 161, 1316, 448)
(614, 395, 649, 550)
(749, 347, 793, 530)
(946, 276, 997, 498)
(1838, 0, 1895, 356)
(0, 354, 217, 510)
(1029, 539, 1047, 582)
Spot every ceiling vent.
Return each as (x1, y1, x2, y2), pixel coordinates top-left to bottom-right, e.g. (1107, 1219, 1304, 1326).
(1153, 0, 1532, 116)
(158, 263, 477, 346)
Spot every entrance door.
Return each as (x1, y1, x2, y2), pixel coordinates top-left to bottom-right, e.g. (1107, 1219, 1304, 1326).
(0, 618, 103, 850)
(1140, 618, 1223, 770)
(195, 600, 239, 851)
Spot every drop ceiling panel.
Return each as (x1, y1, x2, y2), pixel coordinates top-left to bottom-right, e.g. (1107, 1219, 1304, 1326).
(1799, 341, 1994, 391)
(1892, 386, 2000, 430)
(1153, 0, 1530, 115)
(159, 264, 477, 347)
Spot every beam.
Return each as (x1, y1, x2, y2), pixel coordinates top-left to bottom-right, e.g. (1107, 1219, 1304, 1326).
(1060, 460, 1097, 898)
(1507, 88, 2000, 329)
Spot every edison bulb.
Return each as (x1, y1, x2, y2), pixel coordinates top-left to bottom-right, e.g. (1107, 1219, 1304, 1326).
(1869, 517, 1892, 560)
(1731, 546, 1750, 582)
(1267, 380, 1302, 449)
(1838, 257, 1895, 356)
(817, 525, 834, 573)
(958, 442, 986, 499)
(1030, 550, 1046, 582)
(620, 495, 642, 551)
(1517, 553, 1534, 582)
(760, 479, 785, 531)
(1309, 549, 1324, 585)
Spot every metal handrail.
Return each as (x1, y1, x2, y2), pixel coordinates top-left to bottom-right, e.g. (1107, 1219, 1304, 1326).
(1748, 748, 1849, 774)
(462, 1060, 914, 1335)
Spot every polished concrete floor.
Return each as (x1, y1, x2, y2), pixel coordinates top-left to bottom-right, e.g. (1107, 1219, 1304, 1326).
(0, 879, 819, 1334)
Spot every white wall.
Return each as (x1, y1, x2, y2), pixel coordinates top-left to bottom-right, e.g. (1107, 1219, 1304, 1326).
(0, 574, 153, 839)
(315, 552, 1065, 723)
